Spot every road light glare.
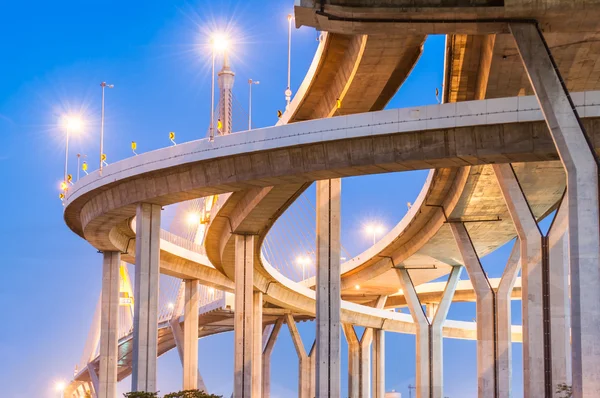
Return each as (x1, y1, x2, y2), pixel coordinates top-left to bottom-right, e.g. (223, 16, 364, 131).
(187, 212, 201, 226)
(55, 381, 66, 392)
(63, 116, 83, 132)
(210, 33, 229, 53)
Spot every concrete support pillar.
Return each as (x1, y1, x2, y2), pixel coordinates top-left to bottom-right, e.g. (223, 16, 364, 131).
(342, 324, 360, 398)
(315, 179, 341, 398)
(286, 314, 310, 398)
(87, 364, 100, 397)
(548, 199, 573, 391)
(183, 280, 200, 390)
(372, 329, 385, 398)
(234, 234, 255, 398)
(309, 342, 317, 398)
(397, 267, 461, 398)
(98, 251, 120, 398)
(132, 203, 161, 393)
(262, 318, 284, 398)
(252, 291, 263, 398)
(450, 223, 496, 397)
(511, 22, 600, 398)
(495, 242, 521, 398)
(494, 164, 545, 397)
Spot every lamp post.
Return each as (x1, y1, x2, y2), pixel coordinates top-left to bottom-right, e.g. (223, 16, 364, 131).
(248, 79, 259, 130)
(209, 34, 229, 141)
(55, 381, 66, 398)
(63, 116, 83, 186)
(285, 14, 293, 109)
(296, 256, 310, 281)
(99, 82, 114, 173)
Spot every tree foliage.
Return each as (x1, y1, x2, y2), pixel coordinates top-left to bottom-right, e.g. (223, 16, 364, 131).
(556, 383, 573, 398)
(123, 392, 159, 398)
(164, 390, 222, 398)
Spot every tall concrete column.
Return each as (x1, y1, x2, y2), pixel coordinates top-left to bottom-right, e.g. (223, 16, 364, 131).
(342, 325, 360, 398)
(547, 198, 572, 391)
(252, 291, 263, 398)
(494, 164, 545, 397)
(183, 280, 200, 390)
(510, 22, 600, 398)
(132, 203, 161, 392)
(234, 234, 254, 398)
(372, 329, 385, 398)
(262, 318, 283, 398)
(315, 179, 341, 398)
(495, 242, 521, 398)
(286, 314, 310, 398)
(98, 251, 120, 398)
(309, 342, 316, 398)
(450, 223, 496, 398)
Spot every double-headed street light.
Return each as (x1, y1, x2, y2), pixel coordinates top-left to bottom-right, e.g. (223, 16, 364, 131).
(296, 255, 311, 281)
(209, 33, 229, 141)
(62, 116, 83, 187)
(248, 79, 260, 130)
(285, 14, 293, 109)
(365, 223, 385, 245)
(100, 82, 114, 173)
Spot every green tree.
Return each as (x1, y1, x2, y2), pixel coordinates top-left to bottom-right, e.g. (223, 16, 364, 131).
(164, 390, 222, 398)
(123, 392, 159, 398)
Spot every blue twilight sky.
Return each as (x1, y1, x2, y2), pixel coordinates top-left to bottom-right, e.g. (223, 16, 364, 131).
(0, 1, 529, 397)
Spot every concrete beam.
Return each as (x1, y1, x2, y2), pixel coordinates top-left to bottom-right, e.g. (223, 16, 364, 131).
(183, 280, 200, 390)
(262, 318, 283, 398)
(450, 223, 496, 398)
(132, 203, 160, 393)
(286, 314, 310, 398)
(234, 235, 254, 398)
(510, 22, 600, 398)
(493, 163, 545, 397)
(98, 251, 120, 398)
(315, 179, 341, 398)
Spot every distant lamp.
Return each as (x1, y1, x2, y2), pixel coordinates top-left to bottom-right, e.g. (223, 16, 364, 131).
(365, 223, 385, 245)
(296, 256, 311, 280)
(167, 302, 175, 310)
(187, 212, 201, 226)
(355, 284, 360, 290)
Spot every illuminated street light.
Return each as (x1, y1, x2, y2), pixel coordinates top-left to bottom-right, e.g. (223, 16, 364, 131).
(99, 82, 114, 174)
(62, 115, 84, 186)
(355, 284, 360, 290)
(365, 223, 385, 245)
(187, 212, 201, 226)
(209, 33, 230, 141)
(248, 79, 260, 130)
(168, 302, 175, 310)
(285, 14, 293, 109)
(296, 255, 311, 281)
(55, 380, 66, 398)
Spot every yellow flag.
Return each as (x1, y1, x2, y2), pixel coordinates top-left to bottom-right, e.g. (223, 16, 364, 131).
(131, 141, 137, 151)
(82, 162, 88, 171)
(59, 193, 65, 200)
(101, 153, 107, 162)
(336, 98, 342, 109)
(277, 110, 282, 118)
(67, 174, 73, 182)
(169, 132, 175, 141)
(217, 119, 223, 131)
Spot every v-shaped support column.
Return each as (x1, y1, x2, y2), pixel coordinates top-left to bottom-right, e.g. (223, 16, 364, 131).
(286, 314, 310, 398)
(510, 22, 600, 398)
(397, 266, 462, 398)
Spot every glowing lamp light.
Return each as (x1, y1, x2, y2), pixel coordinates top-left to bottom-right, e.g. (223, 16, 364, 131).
(63, 116, 83, 132)
(55, 381, 66, 392)
(365, 224, 384, 235)
(187, 212, 201, 226)
(355, 285, 360, 290)
(167, 302, 175, 310)
(210, 33, 229, 53)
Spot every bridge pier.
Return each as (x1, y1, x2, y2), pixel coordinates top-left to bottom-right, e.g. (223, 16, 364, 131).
(315, 179, 342, 398)
(397, 266, 462, 398)
(510, 22, 600, 398)
(372, 328, 385, 398)
(182, 279, 200, 390)
(450, 224, 496, 398)
(132, 203, 161, 393)
(286, 314, 311, 398)
(98, 251, 120, 398)
(262, 318, 283, 398)
(233, 234, 258, 398)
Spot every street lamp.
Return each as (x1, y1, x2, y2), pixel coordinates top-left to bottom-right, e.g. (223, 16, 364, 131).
(99, 82, 114, 174)
(55, 381, 66, 398)
(62, 116, 83, 187)
(365, 224, 385, 245)
(248, 79, 260, 130)
(187, 212, 201, 226)
(296, 255, 311, 281)
(285, 14, 293, 109)
(209, 33, 229, 141)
